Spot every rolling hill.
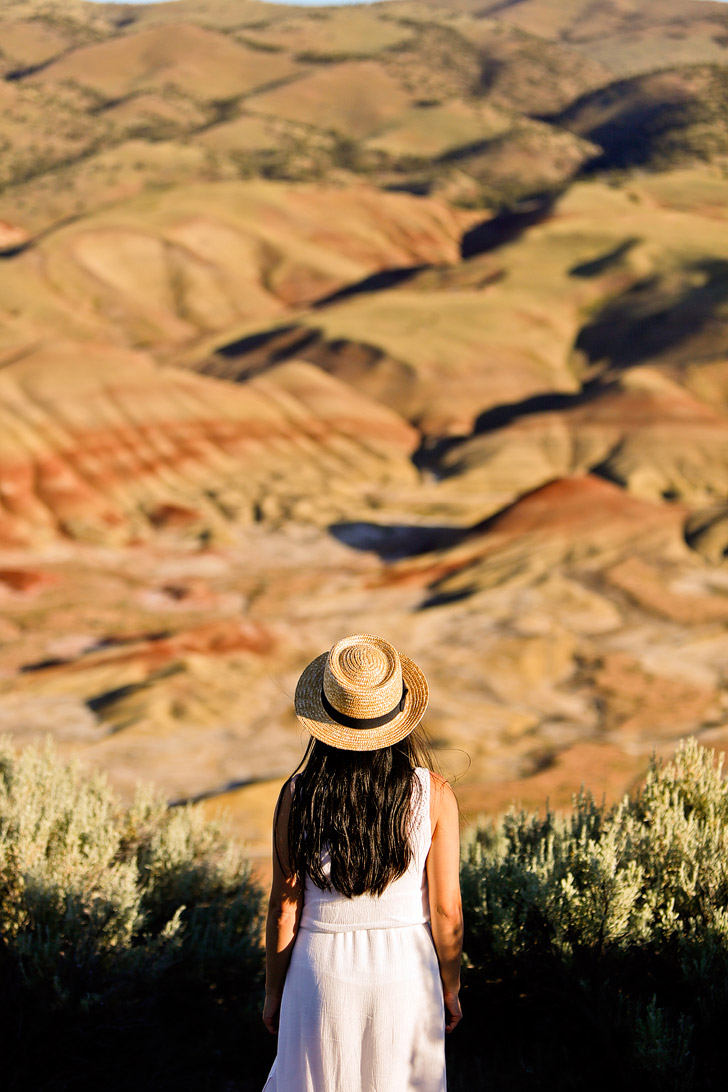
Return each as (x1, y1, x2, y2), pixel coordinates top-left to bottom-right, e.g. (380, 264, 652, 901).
(2, 0, 728, 853)
(2, 0, 728, 236)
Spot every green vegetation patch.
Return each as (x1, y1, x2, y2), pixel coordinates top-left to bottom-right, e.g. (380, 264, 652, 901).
(5, 732, 728, 1089)
(0, 737, 268, 1090)
(0, 738, 263, 1006)
(455, 739, 728, 1089)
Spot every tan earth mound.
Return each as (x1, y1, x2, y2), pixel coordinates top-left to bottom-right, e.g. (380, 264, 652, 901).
(0, 18, 71, 75)
(0, 220, 29, 254)
(241, 7, 414, 57)
(0, 181, 473, 355)
(0, 342, 418, 548)
(245, 61, 413, 140)
(366, 101, 511, 160)
(441, 368, 728, 511)
(385, 476, 686, 600)
(2, 0, 728, 855)
(33, 23, 302, 103)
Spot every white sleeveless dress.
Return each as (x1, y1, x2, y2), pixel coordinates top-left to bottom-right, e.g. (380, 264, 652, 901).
(262, 766, 446, 1092)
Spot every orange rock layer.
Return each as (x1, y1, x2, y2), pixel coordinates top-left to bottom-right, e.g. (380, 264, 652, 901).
(0, 342, 419, 546)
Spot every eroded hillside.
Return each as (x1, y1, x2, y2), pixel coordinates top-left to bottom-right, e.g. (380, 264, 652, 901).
(1, 0, 728, 864)
(2, 0, 728, 233)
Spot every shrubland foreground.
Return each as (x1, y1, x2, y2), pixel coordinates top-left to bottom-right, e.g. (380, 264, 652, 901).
(3, 737, 728, 1090)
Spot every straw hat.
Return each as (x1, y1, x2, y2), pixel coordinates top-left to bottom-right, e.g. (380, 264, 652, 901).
(295, 634, 429, 751)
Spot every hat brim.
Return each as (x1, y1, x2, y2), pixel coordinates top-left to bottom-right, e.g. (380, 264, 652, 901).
(294, 650, 429, 751)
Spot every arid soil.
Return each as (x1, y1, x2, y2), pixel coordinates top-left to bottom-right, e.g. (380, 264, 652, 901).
(1, 0, 728, 869)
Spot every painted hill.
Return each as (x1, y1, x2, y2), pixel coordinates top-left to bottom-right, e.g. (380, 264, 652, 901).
(0, 342, 418, 548)
(196, 171, 728, 445)
(2, 0, 728, 235)
(0, 181, 472, 356)
(2, 0, 728, 861)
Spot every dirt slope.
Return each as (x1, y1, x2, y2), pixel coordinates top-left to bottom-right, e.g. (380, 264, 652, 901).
(2, 0, 728, 852)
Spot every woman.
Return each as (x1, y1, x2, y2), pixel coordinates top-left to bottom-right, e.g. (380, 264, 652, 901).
(262, 633, 463, 1092)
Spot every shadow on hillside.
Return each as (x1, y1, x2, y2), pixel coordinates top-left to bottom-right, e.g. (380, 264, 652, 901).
(569, 237, 641, 278)
(329, 520, 468, 560)
(579, 103, 703, 173)
(212, 324, 321, 381)
(212, 323, 408, 394)
(460, 192, 558, 259)
(312, 265, 429, 308)
(470, 386, 603, 436)
(413, 386, 608, 478)
(419, 586, 477, 610)
(211, 262, 428, 378)
(576, 258, 728, 370)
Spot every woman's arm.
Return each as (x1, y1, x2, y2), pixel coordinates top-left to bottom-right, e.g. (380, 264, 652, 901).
(426, 772, 464, 1033)
(263, 780, 304, 1034)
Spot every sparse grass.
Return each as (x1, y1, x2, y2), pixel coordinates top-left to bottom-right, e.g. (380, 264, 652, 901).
(0, 1, 725, 219)
(235, 34, 285, 54)
(295, 49, 378, 65)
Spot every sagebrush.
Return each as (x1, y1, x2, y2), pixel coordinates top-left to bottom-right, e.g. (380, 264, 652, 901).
(6, 735, 728, 1091)
(455, 738, 728, 1090)
(0, 738, 263, 1006)
(0, 738, 268, 1092)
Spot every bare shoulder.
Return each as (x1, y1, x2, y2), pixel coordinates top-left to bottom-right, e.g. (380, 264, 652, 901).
(429, 770, 455, 799)
(273, 776, 294, 841)
(428, 771, 458, 830)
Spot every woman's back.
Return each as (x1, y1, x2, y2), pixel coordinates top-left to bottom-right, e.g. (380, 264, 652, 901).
(264, 766, 447, 1092)
(299, 766, 432, 933)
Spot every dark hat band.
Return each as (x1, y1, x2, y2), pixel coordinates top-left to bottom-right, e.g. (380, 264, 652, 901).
(320, 685, 408, 730)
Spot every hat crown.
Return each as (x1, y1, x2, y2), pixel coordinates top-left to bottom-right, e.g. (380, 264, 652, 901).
(323, 635, 403, 719)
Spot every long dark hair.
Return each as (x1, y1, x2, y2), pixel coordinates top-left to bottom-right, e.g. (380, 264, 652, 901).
(279, 725, 435, 898)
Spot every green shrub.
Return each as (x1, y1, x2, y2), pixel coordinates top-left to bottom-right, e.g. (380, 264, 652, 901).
(454, 739, 728, 1090)
(9, 734, 728, 1090)
(0, 738, 263, 1005)
(0, 739, 268, 1091)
